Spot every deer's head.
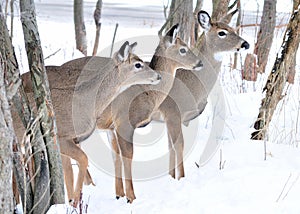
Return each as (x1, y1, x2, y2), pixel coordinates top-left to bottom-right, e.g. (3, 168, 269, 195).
(198, 10, 249, 61)
(113, 41, 161, 88)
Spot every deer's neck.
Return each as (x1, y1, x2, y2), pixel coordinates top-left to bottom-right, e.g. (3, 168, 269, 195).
(187, 37, 223, 95)
(199, 37, 223, 66)
(94, 66, 124, 117)
(147, 54, 177, 94)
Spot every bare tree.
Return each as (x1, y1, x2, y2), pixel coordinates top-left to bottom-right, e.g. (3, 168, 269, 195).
(160, 0, 194, 45)
(19, 0, 65, 206)
(254, 0, 277, 73)
(74, 0, 87, 56)
(251, 0, 300, 140)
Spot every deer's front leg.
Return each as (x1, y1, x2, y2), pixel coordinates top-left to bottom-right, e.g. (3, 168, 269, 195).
(167, 131, 176, 179)
(166, 116, 185, 179)
(116, 130, 136, 203)
(107, 130, 125, 199)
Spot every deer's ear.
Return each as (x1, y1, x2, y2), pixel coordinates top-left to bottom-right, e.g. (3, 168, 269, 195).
(117, 41, 130, 62)
(129, 42, 137, 53)
(164, 23, 179, 47)
(198, 10, 211, 31)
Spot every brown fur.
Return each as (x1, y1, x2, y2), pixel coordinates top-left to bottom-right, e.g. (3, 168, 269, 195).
(11, 41, 161, 207)
(156, 11, 250, 179)
(98, 25, 203, 202)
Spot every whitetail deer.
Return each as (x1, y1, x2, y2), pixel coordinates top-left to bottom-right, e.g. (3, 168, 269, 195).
(12, 41, 161, 207)
(152, 10, 250, 179)
(80, 24, 203, 203)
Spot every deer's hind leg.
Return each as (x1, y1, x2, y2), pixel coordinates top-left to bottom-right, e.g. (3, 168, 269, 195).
(61, 155, 74, 203)
(107, 129, 125, 199)
(115, 125, 136, 203)
(60, 138, 88, 207)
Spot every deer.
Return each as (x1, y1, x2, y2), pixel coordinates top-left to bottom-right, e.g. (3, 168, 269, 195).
(63, 23, 203, 203)
(11, 41, 162, 207)
(149, 10, 250, 179)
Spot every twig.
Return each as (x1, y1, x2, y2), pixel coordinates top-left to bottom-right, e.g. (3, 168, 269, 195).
(44, 49, 61, 60)
(282, 174, 299, 200)
(109, 23, 119, 58)
(92, 0, 103, 56)
(276, 173, 292, 202)
(84, 195, 90, 213)
(237, 23, 288, 30)
(219, 149, 223, 170)
(163, 0, 169, 20)
(264, 137, 267, 161)
(158, 0, 184, 36)
(10, 0, 14, 38)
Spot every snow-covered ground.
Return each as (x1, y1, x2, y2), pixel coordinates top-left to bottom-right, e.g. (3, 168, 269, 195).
(7, 0, 300, 213)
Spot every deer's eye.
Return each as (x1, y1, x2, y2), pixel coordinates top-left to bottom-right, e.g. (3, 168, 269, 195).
(179, 47, 187, 55)
(134, 62, 143, 69)
(218, 30, 227, 38)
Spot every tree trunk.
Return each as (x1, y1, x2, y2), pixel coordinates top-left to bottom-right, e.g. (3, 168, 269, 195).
(194, 0, 203, 43)
(287, 0, 300, 83)
(92, 0, 103, 56)
(74, 0, 87, 56)
(0, 4, 35, 213)
(165, 0, 194, 45)
(0, 10, 49, 211)
(19, 0, 65, 207)
(254, 0, 277, 73)
(251, 2, 300, 140)
(233, 0, 241, 69)
(211, 0, 230, 21)
(0, 52, 14, 214)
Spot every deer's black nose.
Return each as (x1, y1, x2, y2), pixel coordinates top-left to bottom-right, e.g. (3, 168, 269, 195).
(241, 41, 250, 50)
(157, 74, 162, 80)
(193, 60, 203, 71)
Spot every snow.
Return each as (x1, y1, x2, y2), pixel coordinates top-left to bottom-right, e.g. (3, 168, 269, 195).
(8, 0, 300, 213)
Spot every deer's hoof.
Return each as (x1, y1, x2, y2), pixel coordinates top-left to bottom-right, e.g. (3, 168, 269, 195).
(126, 196, 135, 203)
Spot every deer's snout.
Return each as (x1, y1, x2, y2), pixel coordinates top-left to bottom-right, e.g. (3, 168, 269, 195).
(193, 60, 203, 71)
(241, 41, 250, 50)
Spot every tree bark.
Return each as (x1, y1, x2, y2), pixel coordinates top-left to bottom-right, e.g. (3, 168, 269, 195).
(0, 51, 14, 214)
(287, 0, 300, 83)
(74, 0, 87, 56)
(251, 2, 300, 140)
(254, 0, 277, 73)
(19, 0, 65, 206)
